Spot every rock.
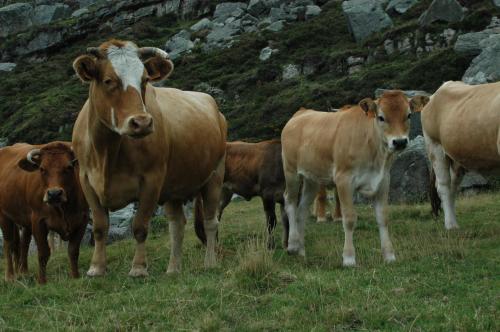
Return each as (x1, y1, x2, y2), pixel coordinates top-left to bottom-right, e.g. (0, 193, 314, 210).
(205, 19, 242, 50)
(389, 136, 429, 203)
(247, 0, 270, 16)
(460, 171, 489, 195)
(0, 138, 7, 147)
(213, 2, 247, 22)
(397, 35, 412, 53)
(194, 82, 226, 106)
(77, 0, 98, 7)
(342, 0, 394, 43)
(440, 28, 456, 46)
(259, 46, 278, 61)
(386, 0, 419, 14)
(16, 30, 64, 55)
(265, 20, 284, 32)
(0, 3, 34, 38)
(493, 0, 500, 8)
(72, 7, 90, 17)
(384, 39, 395, 55)
(305, 5, 321, 19)
(190, 17, 212, 31)
(454, 17, 500, 55)
(0, 62, 16, 72)
(418, 0, 465, 27)
(33, 3, 72, 25)
(107, 204, 135, 244)
(165, 30, 194, 60)
(463, 35, 500, 85)
(282, 64, 300, 80)
(269, 7, 288, 22)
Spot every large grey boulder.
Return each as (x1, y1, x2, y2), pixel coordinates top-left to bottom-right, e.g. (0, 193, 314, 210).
(282, 64, 300, 80)
(0, 62, 16, 72)
(386, 0, 419, 14)
(418, 0, 464, 27)
(190, 17, 212, 31)
(247, 0, 270, 16)
(16, 30, 64, 55)
(454, 17, 500, 55)
(462, 35, 500, 85)
(305, 5, 321, 20)
(165, 30, 194, 60)
(460, 171, 489, 195)
(33, 3, 72, 25)
(213, 2, 247, 22)
(77, 0, 98, 8)
(205, 19, 242, 50)
(494, 0, 500, 8)
(342, 0, 393, 43)
(0, 3, 33, 38)
(389, 136, 429, 203)
(107, 204, 135, 244)
(259, 46, 278, 61)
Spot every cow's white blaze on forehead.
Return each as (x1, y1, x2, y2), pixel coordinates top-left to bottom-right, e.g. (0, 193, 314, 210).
(107, 43, 144, 92)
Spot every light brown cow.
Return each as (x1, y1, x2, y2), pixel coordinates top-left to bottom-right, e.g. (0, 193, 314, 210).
(72, 40, 226, 277)
(281, 91, 428, 266)
(422, 81, 500, 229)
(313, 185, 341, 223)
(0, 142, 88, 283)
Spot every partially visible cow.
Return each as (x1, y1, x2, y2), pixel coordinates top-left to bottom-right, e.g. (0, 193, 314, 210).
(72, 40, 226, 277)
(282, 91, 429, 266)
(313, 185, 342, 223)
(0, 142, 88, 283)
(422, 81, 500, 229)
(218, 140, 288, 248)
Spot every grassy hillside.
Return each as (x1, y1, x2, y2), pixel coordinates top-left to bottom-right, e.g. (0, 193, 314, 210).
(1, 0, 499, 143)
(0, 194, 498, 330)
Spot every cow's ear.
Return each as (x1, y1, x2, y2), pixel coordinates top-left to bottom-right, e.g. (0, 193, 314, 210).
(18, 158, 39, 172)
(409, 95, 430, 113)
(359, 98, 377, 118)
(143, 57, 174, 82)
(73, 55, 98, 82)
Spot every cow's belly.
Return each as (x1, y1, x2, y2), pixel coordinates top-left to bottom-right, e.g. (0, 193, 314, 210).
(88, 171, 141, 211)
(225, 181, 259, 200)
(352, 167, 387, 198)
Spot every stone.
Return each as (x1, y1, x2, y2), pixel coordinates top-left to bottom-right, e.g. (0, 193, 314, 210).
(305, 5, 321, 19)
(463, 35, 500, 85)
(33, 3, 72, 25)
(347, 55, 364, 66)
(454, 17, 500, 55)
(440, 28, 456, 46)
(0, 138, 7, 147)
(16, 30, 64, 55)
(386, 0, 419, 14)
(213, 2, 247, 22)
(269, 7, 287, 22)
(77, 0, 98, 7)
(419, 0, 465, 27)
(72, 7, 90, 18)
(397, 35, 412, 53)
(259, 46, 277, 61)
(460, 171, 489, 195)
(384, 39, 395, 55)
(0, 3, 34, 38)
(0, 62, 16, 72)
(342, 0, 393, 43)
(389, 136, 430, 203)
(194, 82, 226, 105)
(205, 19, 242, 50)
(493, 0, 500, 8)
(190, 17, 212, 31)
(165, 30, 194, 60)
(247, 0, 270, 16)
(265, 20, 284, 32)
(282, 64, 300, 80)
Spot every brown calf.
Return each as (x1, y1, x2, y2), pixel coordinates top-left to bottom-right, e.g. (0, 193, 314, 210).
(0, 142, 88, 283)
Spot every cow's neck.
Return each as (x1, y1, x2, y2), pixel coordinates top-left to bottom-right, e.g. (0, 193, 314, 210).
(369, 120, 394, 170)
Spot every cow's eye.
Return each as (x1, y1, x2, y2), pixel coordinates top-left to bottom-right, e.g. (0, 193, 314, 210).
(377, 116, 385, 122)
(407, 113, 412, 120)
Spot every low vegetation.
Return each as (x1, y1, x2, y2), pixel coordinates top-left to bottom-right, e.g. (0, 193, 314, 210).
(0, 193, 498, 330)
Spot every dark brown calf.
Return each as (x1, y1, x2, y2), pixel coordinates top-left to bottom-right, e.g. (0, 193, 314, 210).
(0, 142, 88, 284)
(218, 140, 289, 248)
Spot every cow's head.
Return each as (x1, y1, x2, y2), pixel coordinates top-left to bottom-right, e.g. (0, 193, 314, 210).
(73, 40, 174, 138)
(359, 91, 429, 151)
(18, 142, 78, 206)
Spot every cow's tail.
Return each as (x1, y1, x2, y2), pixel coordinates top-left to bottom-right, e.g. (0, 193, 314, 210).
(194, 194, 207, 245)
(429, 165, 441, 217)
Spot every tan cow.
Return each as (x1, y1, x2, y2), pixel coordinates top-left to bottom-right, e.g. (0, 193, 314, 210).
(72, 40, 227, 277)
(422, 81, 500, 229)
(313, 185, 342, 223)
(281, 91, 428, 266)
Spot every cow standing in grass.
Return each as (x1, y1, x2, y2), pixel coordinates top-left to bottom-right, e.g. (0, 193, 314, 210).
(281, 91, 429, 266)
(218, 140, 288, 248)
(423, 81, 500, 229)
(0, 142, 88, 283)
(72, 40, 226, 277)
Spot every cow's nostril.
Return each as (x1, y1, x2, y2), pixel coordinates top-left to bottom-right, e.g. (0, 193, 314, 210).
(393, 138, 408, 150)
(47, 189, 63, 199)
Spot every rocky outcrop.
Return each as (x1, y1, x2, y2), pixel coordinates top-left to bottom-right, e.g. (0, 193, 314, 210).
(342, 0, 393, 43)
(418, 0, 464, 27)
(462, 35, 500, 85)
(33, 3, 72, 25)
(386, 0, 419, 14)
(165, 30, 194, 60)
(455, 17, 500, 56)
(0, 62, 16, 72)
(0, 3, 34, 38)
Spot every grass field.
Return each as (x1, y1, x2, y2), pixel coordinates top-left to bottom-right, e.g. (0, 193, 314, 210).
(0, 194, 498, 331)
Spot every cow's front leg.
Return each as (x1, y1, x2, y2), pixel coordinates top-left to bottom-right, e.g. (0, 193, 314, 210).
(19, 226, 32, 275)
(165, 201, 186, 274)
(129, 182, 161, 277)
(374, 176, 395, 263)
(1, 217, 17, 281)
(32, 217, 50, 284)
(335, 173, 357, 267)
(68, 221, 87, 278)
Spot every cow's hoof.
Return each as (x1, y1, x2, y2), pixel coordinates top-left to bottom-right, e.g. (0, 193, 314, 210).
(204, 256, 217, 269)
(384, 253, 396, 263)
(166, 266, 180, 275)
(333, 217, 343, 223)
(445, 223, 459, 230)
(316, 217, 327, 223)
(86, 265, 106, 277)
(342, 256, 356, 267)
(128, 265, 149, 277)
(287, 245, 305, 257)
(4, 274, 15, 282)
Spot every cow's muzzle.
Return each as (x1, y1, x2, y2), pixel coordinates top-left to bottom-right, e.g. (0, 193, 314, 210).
(392, 138, 408, 150)
(125, 114, 154, 138)
(44, 188, 67, 205)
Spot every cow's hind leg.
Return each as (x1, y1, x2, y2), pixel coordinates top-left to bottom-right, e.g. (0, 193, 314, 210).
(201, 157, 225, 268)
(335, 173, 357, 267)
(1, 217, 17, 281)
(333, 187, 342, 222)
(279, 202, 289, 249)
(427, 138, 459, 229)
(32, 218, 50, 284)
(284, 172, 302, 256)
(218, 186, 233, 221)
(262, 194, 277, 249)
(165, 201, 186, 274)
(314, 185, 327, 223)
(374, 176, 396, 263)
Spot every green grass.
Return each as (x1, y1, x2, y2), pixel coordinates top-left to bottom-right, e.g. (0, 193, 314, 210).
(1, 193, 498, 331)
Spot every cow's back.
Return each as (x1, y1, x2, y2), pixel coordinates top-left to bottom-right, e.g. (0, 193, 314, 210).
(153, 87, 227, 200)
(422, 81, 500, 170)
